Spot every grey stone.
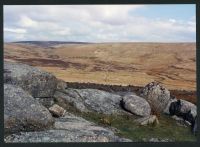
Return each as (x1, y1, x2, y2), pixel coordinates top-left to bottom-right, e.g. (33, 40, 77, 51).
(142, 138, 174, 142)
(4, 61, 57, 98)
(4, 84, 55, 134)
(122, 94, 151, 116)
(163, 98, 177, 114)
(54, 90, 88, 112)
(140, 82, 171, 113)
(136, 115, 159, 126)
(35, 97, 54, 108)
(171, 115, 191, 127)
(54, 88, 124, 114)
(49, 104, 66, 117)
(179, 99, 197, 118)
(5, 112, 132, 142)
(56, 79, 68, 92)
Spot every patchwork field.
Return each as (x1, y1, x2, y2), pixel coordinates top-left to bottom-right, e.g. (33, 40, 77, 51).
(4, 41, 196, 92)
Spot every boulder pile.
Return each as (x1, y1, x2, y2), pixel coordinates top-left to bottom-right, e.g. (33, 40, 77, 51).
(3, 62, 132, 142)
(4, 61, 197, 142)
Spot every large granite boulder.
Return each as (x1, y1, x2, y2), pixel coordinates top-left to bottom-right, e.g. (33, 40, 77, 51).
(4, 61, 57, 98)
(35, 97, 54, 108)
(168, 99, 197, 118)
(140, 82, 171, 113)
(4, 84, 55, 134)
(122, 94, 151, 116)
(5, 112, 132, 142)
(54, 88, 124, 114)
(54, 90, 88, 112)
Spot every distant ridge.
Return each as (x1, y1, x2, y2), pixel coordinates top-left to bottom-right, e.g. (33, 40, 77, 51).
(13, 41, 92, 48)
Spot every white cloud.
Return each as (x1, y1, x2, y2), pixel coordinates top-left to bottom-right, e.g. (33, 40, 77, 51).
(4, 5, 196, 42)
(19, 15, 38, 28)
(4, 28, 27, 34)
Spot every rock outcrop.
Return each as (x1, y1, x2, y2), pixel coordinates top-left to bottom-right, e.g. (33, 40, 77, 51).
(5, 112, 132, 142)
(4, 61, 57, 98)
(4, 61, 197, 142)
(122, 94, 151, 116)
(54, 88, 124, 114)
(179, 99, 197, 117)
(4, 84, 55, 134)
(35, 97, 54, 108)
(140, 82, 171, 113)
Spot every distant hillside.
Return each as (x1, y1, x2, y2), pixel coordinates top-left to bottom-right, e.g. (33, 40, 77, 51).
(13, 41, 92, 48)
(4, 42, 196, 91)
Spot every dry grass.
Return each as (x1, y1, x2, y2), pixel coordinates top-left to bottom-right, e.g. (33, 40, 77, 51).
(4, 42, 196, 91)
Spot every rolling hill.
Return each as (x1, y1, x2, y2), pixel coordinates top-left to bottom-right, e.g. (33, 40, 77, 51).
(4, 42, 196, 91)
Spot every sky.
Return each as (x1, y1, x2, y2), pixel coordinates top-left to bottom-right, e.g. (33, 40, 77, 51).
(4, 5, 196, 42)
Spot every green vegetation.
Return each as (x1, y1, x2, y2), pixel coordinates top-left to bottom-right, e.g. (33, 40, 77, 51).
(55, 100, 196, 142)
(82, 112, 196, 141)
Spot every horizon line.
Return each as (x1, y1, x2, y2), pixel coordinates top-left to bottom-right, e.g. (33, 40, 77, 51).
(4, 40, 196, 44)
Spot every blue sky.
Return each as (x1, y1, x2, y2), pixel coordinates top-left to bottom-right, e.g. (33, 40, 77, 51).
(4, 5, 196, 42)
(130, 4, 195, 21)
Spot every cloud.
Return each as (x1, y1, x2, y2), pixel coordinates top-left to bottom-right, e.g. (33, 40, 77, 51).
(3, 5, 196, 42)
(19, 15, 38, 28)
(4, 28, 27, 34)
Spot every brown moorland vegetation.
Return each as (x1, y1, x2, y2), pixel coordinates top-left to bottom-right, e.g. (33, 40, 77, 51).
(4, 42, 196, 103)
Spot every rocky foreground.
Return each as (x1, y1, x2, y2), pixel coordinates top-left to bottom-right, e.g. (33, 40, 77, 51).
(4, 61, 197, 142)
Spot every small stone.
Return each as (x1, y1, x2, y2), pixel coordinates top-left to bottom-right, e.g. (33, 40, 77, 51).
(49, 104, 66, 117)
(136, 115, 159, 126)
(56, 79, 68, 92)
(96, 136, 109, 142)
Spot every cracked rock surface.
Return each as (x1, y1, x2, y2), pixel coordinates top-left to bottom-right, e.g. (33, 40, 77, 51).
(4, 84, 55, 134)
(5, 112, 132, 142)
(4, 61, 57, 98)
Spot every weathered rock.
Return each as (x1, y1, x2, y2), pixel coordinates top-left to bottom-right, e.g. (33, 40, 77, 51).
(171, 115, 191, 127)
(163, 97, 177, 114)
(142, 138, 174, 142)
(4, 84, 55, 134)
(49, 104, 66, 117)
(122, 94, 151, 116)
(54, 88, 124, 114)
(179, 99, 197, 117)
(140, 82, 171, 113)
(168, 99, 197, 119)
(35, 97, 54, 108)
(56, 79, 68, 92)
(136, 115, 159, 126)
(168, 99, 197, 130)
(192, 116, 197, 135)
(54, 90, 88, 112)
(5, 112, 132, 142)
(4, 61, 57, 98)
